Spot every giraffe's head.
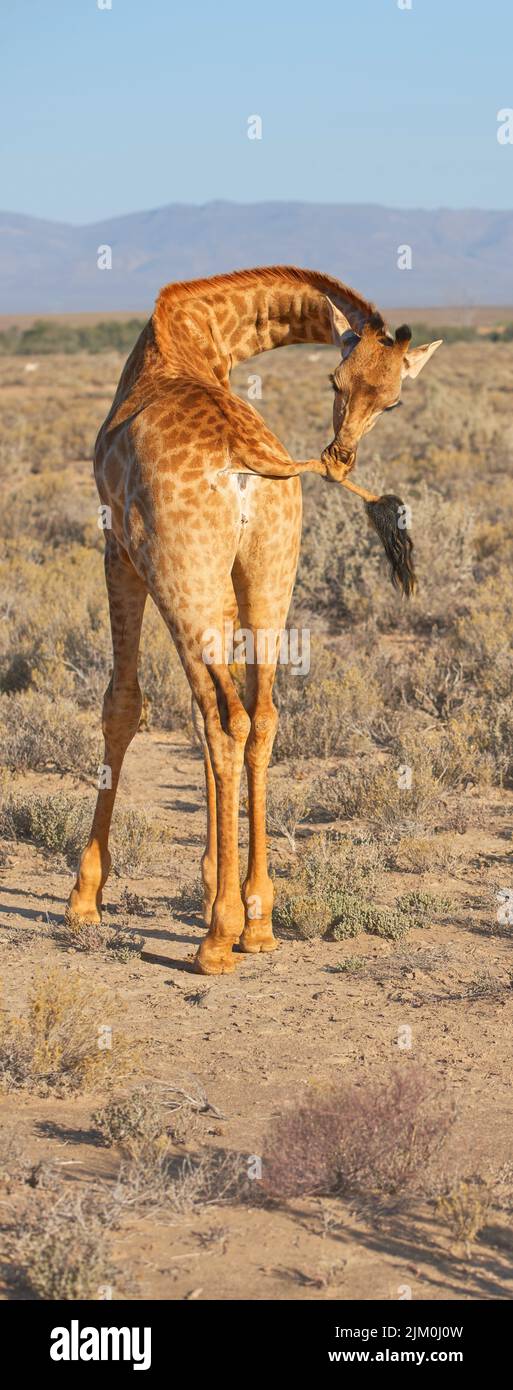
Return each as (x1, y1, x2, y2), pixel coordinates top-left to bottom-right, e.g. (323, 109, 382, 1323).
(322, 302, 442, 470)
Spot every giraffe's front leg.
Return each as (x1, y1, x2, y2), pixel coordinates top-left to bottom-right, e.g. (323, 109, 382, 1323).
(239, 664, 279, 955)
(68, 540, 147, 924)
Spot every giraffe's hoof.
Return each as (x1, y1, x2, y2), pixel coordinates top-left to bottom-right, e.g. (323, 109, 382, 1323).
(193, 940, 240, 975)
(65, 896, 102, 926)
(239, 925, 279, 954)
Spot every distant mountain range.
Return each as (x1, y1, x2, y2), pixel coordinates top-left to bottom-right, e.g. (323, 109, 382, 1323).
(2, 201, 513, 313)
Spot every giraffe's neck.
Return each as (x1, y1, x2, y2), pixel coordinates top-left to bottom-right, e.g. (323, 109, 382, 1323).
(152, 266, 376, 383)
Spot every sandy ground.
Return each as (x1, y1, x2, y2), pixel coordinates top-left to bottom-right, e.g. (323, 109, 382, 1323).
(2, 728, 513, 1302)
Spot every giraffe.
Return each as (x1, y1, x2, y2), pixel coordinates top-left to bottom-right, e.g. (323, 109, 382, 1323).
(68, 266, 442, 975)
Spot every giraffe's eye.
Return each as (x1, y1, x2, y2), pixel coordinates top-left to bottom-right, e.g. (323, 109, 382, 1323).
(385, 400, 402, 412)
(328, 374, 337, 392)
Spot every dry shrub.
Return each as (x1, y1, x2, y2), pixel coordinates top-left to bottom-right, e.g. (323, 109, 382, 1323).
(93, 1089, 167, 1151)
(93, 1079, 222, 1159)
(137, 606, 191, 731)
(320, 746, 442, 839)
(109, 805, 172, 876)
(293, 460, 395, 625)
(403, 644, 466, 724)
(0, 786, 171, 874)
(265, 778, 312, 851)
(436, 1177, 493, 1250)
(405, 485, 475, 627)
(285, 831, 383, 898)
(393, 833, 462, 874)
(58, 917, 112, 953)
(263, 1068, 456, 1199)
(274, 646, 381, 761)
(296, 465, 475, 635)
(331, 944, 451, 987)
(0, 787, 90, 862)
(0, 1124, 50, 1196)
(492, 1161, 513, 1214)
(111, 1146, 250, 1218)
(0, 543, 112, 708)
(274, 887, 333, 940)
(0, 690, 98, 777)
(0, 968, 138, 1093)
(454, 575, 513, 698)
(58, 917, 143, 961)
(330, 956, 366, 977)
(7, 1191, 114, 1300)
(429, 711, 495, 789)
(406, 692, 513, 794)
(119, 887, 151, 916)
(0, 473, 99, 549)
(330, 896, 408, 942)
(396, 890, 453, 929)
(0, 538, 190, 731)
(273, 832, 404, 940)
(171, 880, 203, 916)
(105, 927, 145, 962)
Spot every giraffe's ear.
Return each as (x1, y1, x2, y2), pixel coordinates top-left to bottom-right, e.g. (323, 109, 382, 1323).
(339, 329, 361, 360)
(402, 339, 443, 379)
(325, 296, 352, 346)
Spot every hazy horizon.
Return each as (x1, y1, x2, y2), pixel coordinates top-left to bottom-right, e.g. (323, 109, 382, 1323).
(6, 195, 513, 229)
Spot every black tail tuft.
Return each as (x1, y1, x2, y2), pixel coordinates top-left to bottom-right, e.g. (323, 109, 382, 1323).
(364, 494, 417, 597)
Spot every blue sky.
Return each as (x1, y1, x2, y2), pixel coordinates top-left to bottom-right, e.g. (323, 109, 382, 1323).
(2, 0, 513, 223)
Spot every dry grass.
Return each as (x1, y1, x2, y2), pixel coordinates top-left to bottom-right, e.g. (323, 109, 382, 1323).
(0, 968, 139, 1093)
(436, 1177, 493, 1251)
(1, 342, 513, 800)
(392, 833, 463, 874)
(110, 1145, 251, 1219)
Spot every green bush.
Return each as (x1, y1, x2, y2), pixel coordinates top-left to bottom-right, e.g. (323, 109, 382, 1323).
(0, 319, 146, 356)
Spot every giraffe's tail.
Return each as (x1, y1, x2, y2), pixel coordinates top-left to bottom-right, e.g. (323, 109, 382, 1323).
(337, 476, 417, 597)
(364, 494, 417, 598)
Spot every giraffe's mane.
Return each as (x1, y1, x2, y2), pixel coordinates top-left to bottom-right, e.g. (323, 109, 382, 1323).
(154, 264, 375, 318)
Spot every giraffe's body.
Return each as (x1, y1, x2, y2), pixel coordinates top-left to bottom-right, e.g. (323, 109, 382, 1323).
(69, 266, 441, 974)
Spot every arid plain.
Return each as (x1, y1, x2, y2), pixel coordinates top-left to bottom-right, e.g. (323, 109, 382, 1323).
(1, 323, 513, 1301)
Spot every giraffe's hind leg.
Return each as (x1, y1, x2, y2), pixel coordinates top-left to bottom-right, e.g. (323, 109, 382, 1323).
(192, 583, 243, 928)
(183, 651, 250, 976)
(231, 472, 303, 955)
(68, 537, 147, 922)
(239, 657, 279, 954)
